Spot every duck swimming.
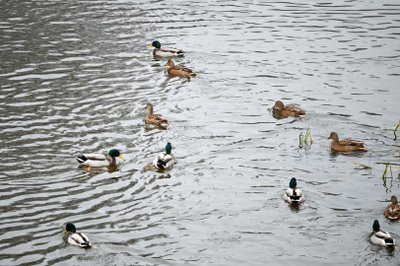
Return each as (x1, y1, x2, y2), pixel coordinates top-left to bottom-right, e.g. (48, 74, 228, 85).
(77, 149, 124, 169)
(145, 103, 169, 129)
(153, 142, 176, 170)
(147, 40, 184, 58)
(370, 220, 395, 247)
(384, 196, 400, 221)
(63, 223, 93, 249)
(283, 177, 305, 204)
(272, 100, 305, 119)
(164, 59, 196, 78)
(328, 132, 368, 153)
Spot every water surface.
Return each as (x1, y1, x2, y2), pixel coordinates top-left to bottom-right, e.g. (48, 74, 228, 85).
(1, 0, 400, 265)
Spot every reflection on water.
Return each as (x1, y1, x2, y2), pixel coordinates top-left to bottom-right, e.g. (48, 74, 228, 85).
(1, 0, 400, 265)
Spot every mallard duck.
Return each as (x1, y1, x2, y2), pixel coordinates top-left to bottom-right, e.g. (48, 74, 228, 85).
(384, 196, 400, 220)
(272, 100, 305, 119)
(63, 223, 92, 249)
(328, 132, 368, 153)
(153, 142, 176, 170)
(370, 220, 395, 247)
(164, 59, 196, 78)
(283, 177, 305, 204)
(77, 149, 124, 168)
(145, 103, 169, 129)
(147, 40, 184, 58)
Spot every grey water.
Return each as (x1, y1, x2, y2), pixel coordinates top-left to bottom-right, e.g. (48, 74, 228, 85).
(0, 0, 400, 265)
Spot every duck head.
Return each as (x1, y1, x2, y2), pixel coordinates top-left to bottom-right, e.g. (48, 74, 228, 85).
(147, 40, 161, 49)
(328, 132, 339, 142)
(289, 177, 297, 189)
(273, 100, 284, 111)
(146, 103, 154, 114)
(65, 223, 77, 233)
(165, 142, 172, 154)
(372, 220, 380, 232)
(390, 195, 398, 205)
(109, 149, 124, 159)
(164, 59, 175, 68)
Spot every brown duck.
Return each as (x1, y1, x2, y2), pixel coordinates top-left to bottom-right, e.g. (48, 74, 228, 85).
(328, 132, 368, 152)
(165, 59, 196, 78)
(145, 103, 169, 129)
(384, 196, 400, 221)
(272, 100, 305, 119)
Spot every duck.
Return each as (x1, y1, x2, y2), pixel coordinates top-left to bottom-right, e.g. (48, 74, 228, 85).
(77, 149, 124, 168)
(153, 142, 176, 170)
(164, 59, 196, 78)
(283, 177, 305, 204)
(328, 132, 368, 153)
(370, 220, 395, 247)
(63, 223, 93, 249)
(147, 40, 184, 58)
(272, 100, 305, 119)
(384, 196, 400, 220)
(145, 103, 169, 129)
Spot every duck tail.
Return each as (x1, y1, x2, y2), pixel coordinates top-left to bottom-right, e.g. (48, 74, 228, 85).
(80, 242, 93, 249)
(156, 160, 167, 169)
(385, 238, 395, 246)
(77, 155, 87, 164)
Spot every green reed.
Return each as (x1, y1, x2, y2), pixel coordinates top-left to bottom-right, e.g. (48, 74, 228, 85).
(394, 121, 400, 140)
(298, 128, 313, 148)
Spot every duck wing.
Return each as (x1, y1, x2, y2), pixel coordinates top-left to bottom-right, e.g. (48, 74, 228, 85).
(285, 104, 305, 115)
(68, 232, 92, 248)
(161, 47, 184, 55)
(152, 114, 168, 123)
(339, 139, 365, 147)
(81, 154, 107, 160)
(384, 204, 400, 220)
(154, 153, 175, 169)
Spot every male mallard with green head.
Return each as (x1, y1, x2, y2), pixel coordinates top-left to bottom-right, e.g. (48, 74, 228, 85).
(272, 100, 305, 119)
(145, 103, 169, 129)
(328, 132, 368, 153)
(283, 177, 305, 204)
(77, 149, 124, 168)
(384, 196, 400, 221)
(63, 223, 93, 249)
(370, 220, 395, 247)
(147, 40, 184, 58)
(165, 59, 196, 78)
(153, 142, 176, 170)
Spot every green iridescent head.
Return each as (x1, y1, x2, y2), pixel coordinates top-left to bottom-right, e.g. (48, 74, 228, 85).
(152, 40, 161, 49)
(289, 177, 297, 189)
(165, 143, 172, 154)
(65, 223, 76, 233)
(108, 149, 121, 158)
(372, 220, 380, 232)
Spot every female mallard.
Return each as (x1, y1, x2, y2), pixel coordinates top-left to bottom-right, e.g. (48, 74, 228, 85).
(77, 149, 124, 168)
(384, 196, 400, 220)
(147, 40, 184, 58)
(272, 100, 305, 119)
(165, 59, 196, 78)
(145, 103, 169, 129)
(328, 132, 368, 153)
(370, 220, 395, 247)
(153, 142, 176, 170)
(63, 223, 93, 249)
(283, 177, 305, 204)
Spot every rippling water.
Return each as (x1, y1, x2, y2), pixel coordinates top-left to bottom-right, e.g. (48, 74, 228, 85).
(1, 0, 400, 265)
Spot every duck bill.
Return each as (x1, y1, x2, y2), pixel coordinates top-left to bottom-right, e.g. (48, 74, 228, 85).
(118, 154, 125, 160)
(146, 44, 154, 49)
